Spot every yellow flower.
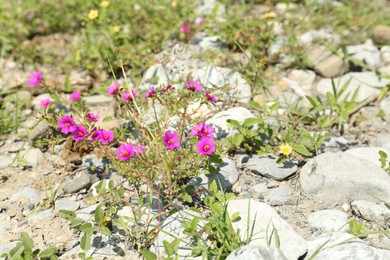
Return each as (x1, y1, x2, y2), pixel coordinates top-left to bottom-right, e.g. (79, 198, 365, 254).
(278, 143, 293, 156)
(262, 12, 276, 19)
(88, 10, 98, 20)
(113, 25, 120, 33)
(100, 1, 110, 8)
(103, 216, 111, 222)
(171, 1, 177, 8)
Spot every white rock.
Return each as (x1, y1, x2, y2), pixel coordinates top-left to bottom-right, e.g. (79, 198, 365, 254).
(299, 29, 340, 46)
(346, 44, 381, 69)
(351, 200, 390, 226)
(22, 147, 43, 167)
(287, 69, 316, 90)
(308, 209, 348, 232)
(380, 46, 390, 65)
(32, 93, 51, 110)
(55, 198, 80, 212)
(83, 95, 112, 106)
(376, 134, 390, 150)
(227, 199, 307, 260)
(10, 186, 41, 204)
(380, 96, 390, 123)
(226, 245, 288, 260)
(300, 152, 390, 204)
(344, 147, 390, 168)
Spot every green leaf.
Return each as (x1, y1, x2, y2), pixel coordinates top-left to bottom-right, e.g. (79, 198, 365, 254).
(59, 210, 76, 219)
(243, 117, 258, 127)
(163, 238, 179, 256)
(78, 252, 86, 259)
(108, 180, 115, 190)
(209, 179, 218, 195)
(230, 134, 244, 146)
(248, 101, 261, 110)
(269, 102, 280, 111)
(80, 233, 91, 251)
(94, 206, 104, 225)
(379, 150, 388, 168)
(39, 246, 57, 258)
(226, 119, 241, 129)
(293, 144, 312, 156)
(140, 249, 157, 260)
(100, 226, 111, 236)
(79, 223, 93, 232)
(102, 116, 113, 122)
(20, 232, 34, 251)
(231, 211, 240, 221)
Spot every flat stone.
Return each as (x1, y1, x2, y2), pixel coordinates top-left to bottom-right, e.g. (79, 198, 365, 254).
(376, 134, 390, 150)
(307, 45, 348, 77)
(306, 232, 390, 260)
(244, 155, 299, 181)
(380, 96, 390, 123)
(351, 200, 390, 226)
(249, 183, 268, 195)
(21, 147, 43, 167)
(316, 72, 390, 102)
(346, 43, 380, 69)
(76, 204, 98, 221)
(299, 29, 340, 46)
(227, 199, 307, 260)
(226, 245, 288, 260)
(320, 136, 349, 153)
(0, 241, 19, 256)
(266, 186, 293, 206)
(55, 198, 80, 212)
(206, 107, 255, 138)
(344, 147, 390, 168)
(308, 210, 348, 232)
(0, 155, 13, 168)
(10, 186, 41, 205)
(300, 152, 390, 204)
(27, 209, 53, 222)
(28, 120, 53, 145)
(63, 169, 97, 194)
(372, 25, 390, 45)
(381, 46, 390, 65)
(83, 95, 112, 106)
(287, 69, 316, 90)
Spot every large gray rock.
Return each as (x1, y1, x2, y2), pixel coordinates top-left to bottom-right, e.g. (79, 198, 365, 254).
(307, 45, 348, 77)
(226, 245, 288, 260)
(63, 168, 98, 194)
(306, 232, 390, 260)
(346, 43, 380, 69)
(351, 200, 390, 227)
(344, 147, 390, 168)
(316, 72, 390, 102)
(227, 199, 307, 260)
(308, 210, 348, 232)
(300, 152, 390, 204)
(266, 186, 293, 206)
(244, 155, 299, 181)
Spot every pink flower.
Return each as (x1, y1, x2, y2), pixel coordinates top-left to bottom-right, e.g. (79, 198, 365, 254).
(186, 80, 203, 92)
(70, 92, 81, 102)
(145, 86, 156, 98)
(196, 18, 205, 26)
(196, 138, 216, 155)
(89, 129, 101, 142)
(135, 145, 146, 157)
(106, 81, 121, 95)
(122, 90, 136, 101)
(28, 71, 42, 87)
(86, 112, 99, 122)
(99, 129, 114, 144)
(190, 123, 214, 138)
(40, 98, 51, 108)
(205, 92, 217, 103)
(116, 143, 135, 161)
(162, 131, 180, 150)
(71, 125, 87, 142)
(180, 24, 190, 33)
(58, 115, 76, 134)
(160, 85, 174, 94)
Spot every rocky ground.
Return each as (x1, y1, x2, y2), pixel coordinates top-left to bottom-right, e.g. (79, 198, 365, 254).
(1, 1, 390, 259)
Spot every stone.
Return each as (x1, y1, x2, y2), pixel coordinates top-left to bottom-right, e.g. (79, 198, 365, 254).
(83, 95, 112, 106)
(266, 186, 293, 206)
(10, 186, 41, 205)
(306, 232, 390, 260)
(372, 25, 390, 45)
(226, 245, 288, 260)
(206, 107, 255, 138)
(308, 210, 348, 232)
(300, 152, 390, 204)
(55, 198, 80, 212)
(195, 0, 226, 22)
(381, 46, 390, 65)
(248, 183, 268, 195)
(267, 180, 280, 189)
(27, 209, 53, 222)
(227, 199, 307, 260)
(376, 134, 390, 150)
(344, 147, 390, 168)
(191, 32, 226, 50)
(76, 204, 98, 221)
(63, 169, 97, 194)
(0, 155, 13, 168)
(28, 120, 53, 145)
(380, 96, 390, 123)
(320, 136, 349, 152)
(346, 43, 380, 69)
(299, 29, 340, 46)
(31, 93, 51, 110)
(287, 69, 316, 91)
(150, 210, 204, 258)
(0, 242, 19, 256)
(316, 72, 390, 102)
(307, 45, 349, 77)
(244, 155, 299, 181)
(21, 147, 43, 167)
(351, 200, 390, 226)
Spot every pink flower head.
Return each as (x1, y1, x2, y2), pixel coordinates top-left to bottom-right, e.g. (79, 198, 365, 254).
(160, 85, 175, 94)
(99, 129, 114, 145)
(196, 138, 216, 155)
(180, 24, 190, 33)
(28, 71, 42, 87)
(71, 125, 87, 142)
(86, 112, 99, 122)
(122, 90, 137, 101)
(40, 98, 51, 108)
(135, 145, 146, 157)
(196, 18, 205, 26)
(190, 123, 214, 138)
(116, 143, 135, 161)
(70, 92, 81, 102)
(58, 115, 76, 134)
(106, 81, 121, 95)
(89, 129, 101, 142)
(162, 131, 180, 150)
(205, 92, 217, 103)
(186, 80, 203, 92)
(145, 86, 156, 98)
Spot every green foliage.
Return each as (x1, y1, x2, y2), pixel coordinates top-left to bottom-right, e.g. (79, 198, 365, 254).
(347, 219, 367, 238)
(378, 150, 390, 173)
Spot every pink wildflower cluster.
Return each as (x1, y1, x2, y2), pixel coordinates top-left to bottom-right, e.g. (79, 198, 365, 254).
(70, 92, 81, 102)
(106, 81, 121, 96)
(116, 143, 146, 161)
(191, 123, 216, 155)
(28, 71, 42, 87)
(122, 90, 137, 101)
(186, 80, 217, 103)
(57, 114, 114, 144)
(163, 131, 180, 150)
